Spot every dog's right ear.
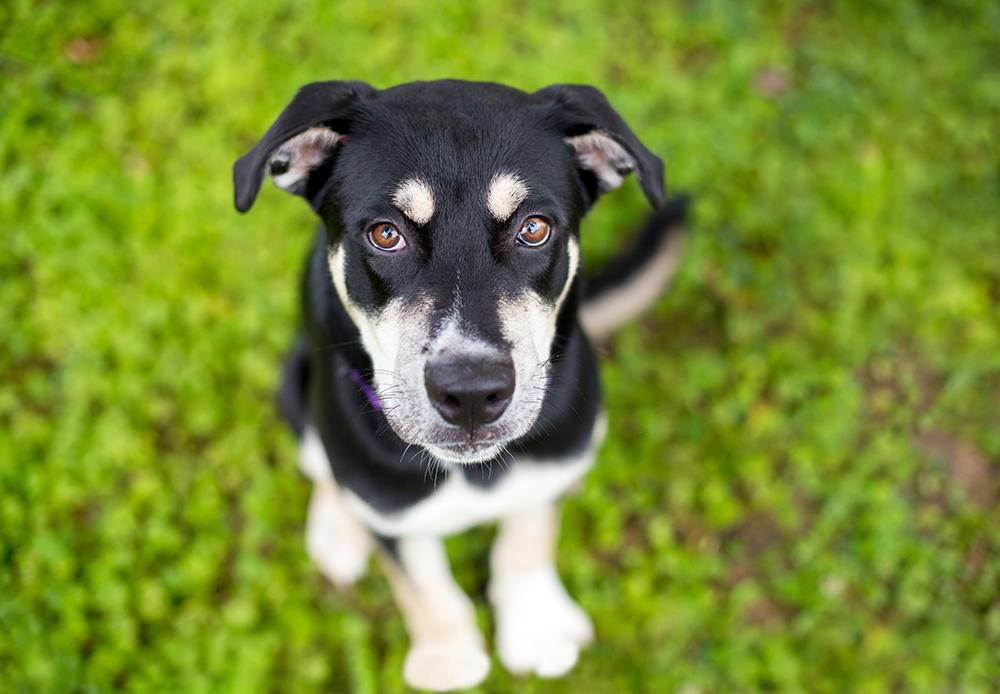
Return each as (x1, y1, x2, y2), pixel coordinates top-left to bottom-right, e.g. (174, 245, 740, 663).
(535, 84, 665, 210)
(233, 80, 376, 213)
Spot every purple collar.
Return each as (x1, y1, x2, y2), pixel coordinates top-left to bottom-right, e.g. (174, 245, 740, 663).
(349, 369, 382, 410)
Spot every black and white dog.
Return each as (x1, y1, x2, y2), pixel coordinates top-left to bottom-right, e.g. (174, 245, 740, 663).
(234, 80, 686, 691)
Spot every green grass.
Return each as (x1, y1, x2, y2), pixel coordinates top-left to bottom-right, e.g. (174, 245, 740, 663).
(2, 0, 999, 692)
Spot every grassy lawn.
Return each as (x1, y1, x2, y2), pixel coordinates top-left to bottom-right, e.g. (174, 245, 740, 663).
(2, 0, 999, 691)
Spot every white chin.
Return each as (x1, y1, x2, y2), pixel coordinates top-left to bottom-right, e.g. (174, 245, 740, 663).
(424, 442, 506, 465)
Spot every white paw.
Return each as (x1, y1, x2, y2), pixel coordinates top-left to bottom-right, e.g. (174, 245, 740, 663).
(403, 635, 491, 691)
(490, 564, 594, 678)
(305, 483, 372, 588)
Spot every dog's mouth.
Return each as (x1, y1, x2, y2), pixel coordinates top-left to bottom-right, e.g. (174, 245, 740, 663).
(424, 440, 507, 465)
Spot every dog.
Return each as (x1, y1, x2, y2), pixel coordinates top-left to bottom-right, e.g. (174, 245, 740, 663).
(233, 79, 687, 691)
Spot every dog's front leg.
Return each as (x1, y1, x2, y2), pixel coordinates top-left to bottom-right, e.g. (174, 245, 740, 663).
(380, 535, 490, 691)
(300, 429, 373, 588)
(489, 502, 594, 678)
(304, 480, 373, 588)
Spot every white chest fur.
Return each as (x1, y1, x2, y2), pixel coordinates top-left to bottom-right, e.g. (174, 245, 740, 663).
(299, 427, 595, 537)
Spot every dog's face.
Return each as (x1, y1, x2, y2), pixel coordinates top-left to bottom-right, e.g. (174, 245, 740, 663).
(235, 80, 664, 464)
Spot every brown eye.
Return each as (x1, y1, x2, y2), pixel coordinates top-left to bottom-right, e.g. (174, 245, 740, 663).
(368, 223, 406, 251)
(517, 217, 551, 247)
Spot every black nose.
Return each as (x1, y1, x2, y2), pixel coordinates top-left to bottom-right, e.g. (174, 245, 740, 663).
(425, 356, 516, 433)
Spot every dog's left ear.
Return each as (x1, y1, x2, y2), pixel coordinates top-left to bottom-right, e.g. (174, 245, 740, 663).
(233, 80, 376, 213)
(535, 84, 665, 210)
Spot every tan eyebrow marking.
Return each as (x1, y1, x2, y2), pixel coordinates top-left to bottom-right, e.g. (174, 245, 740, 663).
(486, 173, 530, 221)
(392, 178, 435, 225)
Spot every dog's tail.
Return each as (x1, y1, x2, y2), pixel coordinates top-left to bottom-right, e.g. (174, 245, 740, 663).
(277, 335, 310, 438)
(579, 195, 689, 341)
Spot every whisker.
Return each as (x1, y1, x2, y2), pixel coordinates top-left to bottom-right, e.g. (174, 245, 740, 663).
(400, 441, 414, 466)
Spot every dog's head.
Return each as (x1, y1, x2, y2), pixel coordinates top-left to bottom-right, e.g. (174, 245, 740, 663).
(234, 80, 664, 464)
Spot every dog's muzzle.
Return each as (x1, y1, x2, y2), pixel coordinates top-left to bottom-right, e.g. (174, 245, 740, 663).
(424, 355, 515, 434)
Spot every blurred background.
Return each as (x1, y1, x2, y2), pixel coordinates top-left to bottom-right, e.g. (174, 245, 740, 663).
(2, 1, 999, 692)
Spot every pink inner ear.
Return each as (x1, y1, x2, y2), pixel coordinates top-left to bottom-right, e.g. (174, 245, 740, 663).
(269, 127, 344, 192)
(564, 131, 636, 193)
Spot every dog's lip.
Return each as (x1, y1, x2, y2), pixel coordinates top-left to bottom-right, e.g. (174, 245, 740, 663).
(419, 423, 511, 448)
(390, 418, 526, 458)
(420, 429, 512, 462)
(432, 441, 499, 453)
(424, 441, 506, 465)
(387, 409, 542, 459)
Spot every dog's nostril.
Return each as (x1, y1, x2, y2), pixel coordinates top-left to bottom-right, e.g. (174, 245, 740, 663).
(425, 356, 516, 433)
